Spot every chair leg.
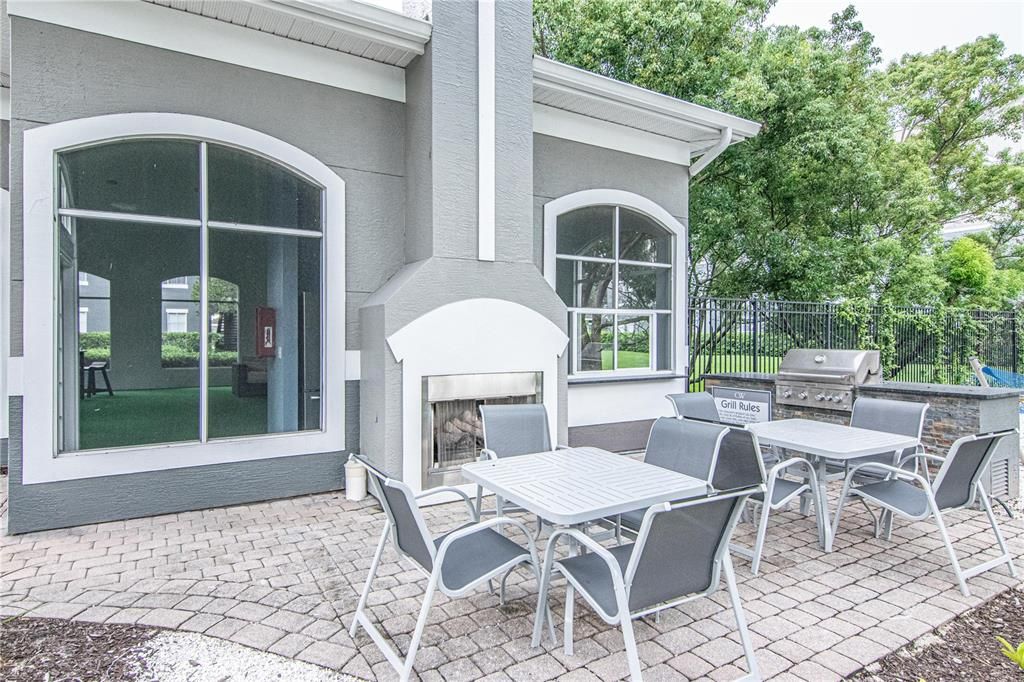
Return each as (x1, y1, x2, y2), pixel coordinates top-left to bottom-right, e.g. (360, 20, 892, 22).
(400, 571, 439, 682)
(101, 368, 113, 396)
(349, 524, 389, 637)
(978, 485, 1018, 579)
(929, 502, 970, 597)
(620, 614, 642, 682)
(881, 509, 894, 541)
(475, 485, 484, 519)
(862, 497, 882, 538)
(563, 584, 575, 656)
(723, 553, 761, 680)
(750, 482, 775, 575)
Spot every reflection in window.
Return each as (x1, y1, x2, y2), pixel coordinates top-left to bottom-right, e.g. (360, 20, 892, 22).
(56, 139, 324, 453)
(555, 205, 674, 374)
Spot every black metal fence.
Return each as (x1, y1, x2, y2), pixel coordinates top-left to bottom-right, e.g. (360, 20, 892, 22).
(688, 298, 1022, 391)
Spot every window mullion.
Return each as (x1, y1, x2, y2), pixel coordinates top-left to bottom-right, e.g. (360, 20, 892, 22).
(613, 207, 620, 370)
(199, 142, 210, 443)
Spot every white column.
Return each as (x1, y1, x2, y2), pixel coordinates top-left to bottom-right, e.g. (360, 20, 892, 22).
(477, 0, 496, 261)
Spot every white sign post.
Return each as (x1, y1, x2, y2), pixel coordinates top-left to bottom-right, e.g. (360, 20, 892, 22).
(711, 386, 772, 425)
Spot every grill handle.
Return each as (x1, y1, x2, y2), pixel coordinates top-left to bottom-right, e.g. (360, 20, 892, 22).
(776, 371, 853, 382)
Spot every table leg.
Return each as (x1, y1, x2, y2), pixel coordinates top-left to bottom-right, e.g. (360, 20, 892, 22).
(815, 457, 833, 552)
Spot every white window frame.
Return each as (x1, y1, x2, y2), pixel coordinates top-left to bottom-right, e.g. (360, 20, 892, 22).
(162, 276, 190, 289)
(21, 113, 346, 484)
(165, 308, 190, 333)
(543, 189, 687, 379)
(78, 272, 89, 285)
(79, 307, 89, 333)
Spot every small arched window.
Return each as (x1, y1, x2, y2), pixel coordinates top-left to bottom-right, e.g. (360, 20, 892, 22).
(546, 191, 683, 376)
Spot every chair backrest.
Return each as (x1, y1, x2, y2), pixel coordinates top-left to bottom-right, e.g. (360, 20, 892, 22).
(643, 417, 727, 481)
(850, 397, 928, 438)
(932, 430, 1014, 510)
(479, 404, 552, 458)
(354, 455, 436, 572)
(666, 392, 721, 422)
(625, 487, 756, 612)
(709, 428, 767, 493)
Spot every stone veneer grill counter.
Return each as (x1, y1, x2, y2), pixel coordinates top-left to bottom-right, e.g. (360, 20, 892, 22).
(704, 373, 1021, 504)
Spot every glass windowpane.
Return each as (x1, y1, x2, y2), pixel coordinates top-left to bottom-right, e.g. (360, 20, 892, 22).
(619, 208, 672, 264)
(618, 264, 672, 310)
(208, 144, 322, 230)
(207, 229, 322, 439)
(556, 259, 614, 309)
(577, 313, 613, 372)
(556, 206, 614, 258)
(617, 316, 651, 370)
(59, 140, 200, 219)
(60, 218, 201, 452)
(656, 313, 672, 371)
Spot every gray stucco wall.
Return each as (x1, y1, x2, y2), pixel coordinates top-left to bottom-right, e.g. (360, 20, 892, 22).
(6, 18, 401, 532)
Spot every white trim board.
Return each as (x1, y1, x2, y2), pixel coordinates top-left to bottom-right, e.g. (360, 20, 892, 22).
(21, 113, 347, 484)
(477, 0, 496, 262)
(534, 104, 691, 166)
(7, 0, 407, 103)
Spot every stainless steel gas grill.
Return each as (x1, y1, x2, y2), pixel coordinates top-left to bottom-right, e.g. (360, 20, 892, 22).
(775, 349, 881, 412)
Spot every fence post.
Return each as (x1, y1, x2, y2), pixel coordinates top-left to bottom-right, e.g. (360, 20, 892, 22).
(1013, 308, 1019, 375)
(751, 298, 759, 373)
(826, 302, 833, 349)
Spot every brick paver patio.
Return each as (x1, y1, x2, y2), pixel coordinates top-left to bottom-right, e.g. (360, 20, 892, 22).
(2, 475, 1021, 681)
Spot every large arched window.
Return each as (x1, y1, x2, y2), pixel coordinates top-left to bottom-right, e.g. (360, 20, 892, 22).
(22, 114, 345, 483)
(544, 190, 685, 377)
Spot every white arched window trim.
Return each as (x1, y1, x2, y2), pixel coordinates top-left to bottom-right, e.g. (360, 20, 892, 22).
(543, 189, 687, 378)
(20, 113, 345, 484)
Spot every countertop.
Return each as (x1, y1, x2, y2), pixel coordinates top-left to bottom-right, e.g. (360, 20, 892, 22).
(702, 373, 1021, 401)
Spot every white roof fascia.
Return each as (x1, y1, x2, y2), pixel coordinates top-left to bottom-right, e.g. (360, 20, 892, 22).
(262, 0, 431, 58)
(533, 56, 761, 145)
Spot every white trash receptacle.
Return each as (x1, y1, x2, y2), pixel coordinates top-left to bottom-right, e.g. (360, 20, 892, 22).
(345, 459, 367, 501)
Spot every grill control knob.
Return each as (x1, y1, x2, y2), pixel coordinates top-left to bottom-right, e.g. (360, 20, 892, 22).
(782, 390, 792, 398)
(832, 395, 843, 403)
(815, 393, 825, 401)
(798, 392, 808, 400)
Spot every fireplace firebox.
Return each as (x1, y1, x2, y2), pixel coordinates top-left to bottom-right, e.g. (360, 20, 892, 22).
(421, 372, 543, 489)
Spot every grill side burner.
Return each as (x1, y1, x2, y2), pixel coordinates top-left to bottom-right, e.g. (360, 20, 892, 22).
(775, 349, 881, 412)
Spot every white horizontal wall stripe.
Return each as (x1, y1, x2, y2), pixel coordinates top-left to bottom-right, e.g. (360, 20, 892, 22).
(7, 0, 407, 102)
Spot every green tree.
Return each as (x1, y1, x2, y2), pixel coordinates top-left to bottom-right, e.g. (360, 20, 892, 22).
(533, 2, 1024, 309)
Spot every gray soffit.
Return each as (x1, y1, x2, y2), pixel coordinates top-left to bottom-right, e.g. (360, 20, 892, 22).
(144, 0, 432, 67)
(533, 56, 761, 153)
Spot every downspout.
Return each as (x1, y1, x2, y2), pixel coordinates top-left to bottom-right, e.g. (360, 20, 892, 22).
(688, 126, 732, 177)
(683, 126, 730, 388)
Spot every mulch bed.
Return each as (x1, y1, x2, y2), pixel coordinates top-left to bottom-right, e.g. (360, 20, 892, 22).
(0, 616, 157, 681)
(852, 587, 1024, 681)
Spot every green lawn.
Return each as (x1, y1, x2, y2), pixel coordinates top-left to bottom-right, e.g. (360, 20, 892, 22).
(599, 350, 651, 370)
(79, 386, 267, 450)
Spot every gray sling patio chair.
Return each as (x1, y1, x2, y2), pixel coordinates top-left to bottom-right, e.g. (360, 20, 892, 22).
(830, 430, 1018, 597)
(349, 455, 554, 682)
(531, 443, 766, 682)
(476, 404, 564, 519)
(665, 391, 721, 421)
(609, 417, 727, 539)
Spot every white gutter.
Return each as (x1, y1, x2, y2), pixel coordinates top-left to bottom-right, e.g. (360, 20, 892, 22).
(688, 126, 732, 176)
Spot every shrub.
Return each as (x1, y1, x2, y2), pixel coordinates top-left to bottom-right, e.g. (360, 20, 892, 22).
(79, 332, 110, 350)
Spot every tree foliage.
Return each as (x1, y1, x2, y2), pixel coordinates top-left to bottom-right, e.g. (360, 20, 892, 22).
(533, 0, 1024, 308)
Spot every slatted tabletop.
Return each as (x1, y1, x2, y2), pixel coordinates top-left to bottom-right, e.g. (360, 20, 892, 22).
(747, 419, 919, 460)
(461, 446, 708, 526)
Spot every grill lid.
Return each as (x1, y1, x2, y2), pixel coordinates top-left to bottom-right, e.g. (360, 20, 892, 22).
(777, 349, 881, 385)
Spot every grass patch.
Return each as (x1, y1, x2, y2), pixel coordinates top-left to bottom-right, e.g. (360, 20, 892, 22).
(78, 387, 267, 450)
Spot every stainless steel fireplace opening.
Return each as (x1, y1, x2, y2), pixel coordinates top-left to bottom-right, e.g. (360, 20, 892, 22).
(422, 372, 543, 489)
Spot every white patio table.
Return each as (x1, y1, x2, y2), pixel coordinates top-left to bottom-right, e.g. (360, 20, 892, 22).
(746, 419, 920, 552)
(461, 446, 707, 527)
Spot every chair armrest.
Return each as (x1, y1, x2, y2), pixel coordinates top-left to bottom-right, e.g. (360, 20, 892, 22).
(479, 448, 498, 461)
(434, 515, 538, 567)
(415, 486, 478, 522)
(898, 452, 945, 467)
(769, 456, 816, 479)
(547, 528, 623, 577)
(847, 462, 931, 489)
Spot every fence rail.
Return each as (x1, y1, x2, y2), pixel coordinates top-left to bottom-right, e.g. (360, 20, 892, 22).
(688, 298, 1021, 391)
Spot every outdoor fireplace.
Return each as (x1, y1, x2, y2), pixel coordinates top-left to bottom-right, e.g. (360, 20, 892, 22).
(421, 371, 543, 489)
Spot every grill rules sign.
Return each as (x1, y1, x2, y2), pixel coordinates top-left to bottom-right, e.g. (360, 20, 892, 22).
(711, 386, 771, 425)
